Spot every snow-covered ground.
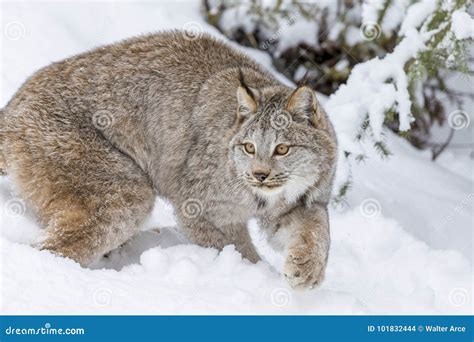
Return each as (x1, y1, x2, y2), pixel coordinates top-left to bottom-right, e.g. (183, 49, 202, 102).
(1, 1, 472, 314)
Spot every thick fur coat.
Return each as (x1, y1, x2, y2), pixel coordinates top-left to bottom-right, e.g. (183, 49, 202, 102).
(0, 31, 337, 289)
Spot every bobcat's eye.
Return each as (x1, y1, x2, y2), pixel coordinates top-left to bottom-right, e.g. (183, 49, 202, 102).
(274, 144, 289, 156)
(244, 142, 255, 154)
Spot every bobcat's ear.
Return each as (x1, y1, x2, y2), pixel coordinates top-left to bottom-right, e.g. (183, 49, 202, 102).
(236, 71, 257, 118)
(286, 86, 325, 128)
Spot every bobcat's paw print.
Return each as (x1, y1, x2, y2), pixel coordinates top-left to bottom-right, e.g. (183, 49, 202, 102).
(283, 244, 325, 289)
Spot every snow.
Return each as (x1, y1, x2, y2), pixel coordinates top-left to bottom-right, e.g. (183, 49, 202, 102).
(1, 1, 472, 315)
(399, 0, 436, 35)
(2, 173, 472, 314)
(219, 4, 257, 37)
(360, 0, 409, 35)
(381, 1, 410, 34)
(361, 1, 384, 24)
(436, 150, 474, 179)
(324, 23, 447, 193)
(327, 27, 426, 140)
(348, 134, 472, 260)
(451, 9, 474, 40)
(218, 2, 320, 57)
(273, 18, 318, 56)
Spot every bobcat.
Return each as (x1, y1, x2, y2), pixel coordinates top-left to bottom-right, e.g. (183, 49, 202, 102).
(0, 31, 337, 289)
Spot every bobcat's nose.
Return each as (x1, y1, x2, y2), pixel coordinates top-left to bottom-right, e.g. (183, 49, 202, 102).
(252, 170, 270, 182)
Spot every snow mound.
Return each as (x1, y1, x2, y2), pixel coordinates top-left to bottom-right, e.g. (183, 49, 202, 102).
(451, 9, 474, 40)
(1, 202, 471, 314)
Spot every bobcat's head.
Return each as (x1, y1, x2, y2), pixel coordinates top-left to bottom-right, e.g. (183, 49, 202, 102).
(229, 76, 337, 204)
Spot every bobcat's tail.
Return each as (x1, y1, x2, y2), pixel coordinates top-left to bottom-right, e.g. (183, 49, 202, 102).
(0, 108, 6, 175)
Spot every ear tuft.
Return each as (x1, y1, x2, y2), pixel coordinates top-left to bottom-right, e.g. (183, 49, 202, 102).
(236, 71, 257, 117)
(286, 86, 325, 128)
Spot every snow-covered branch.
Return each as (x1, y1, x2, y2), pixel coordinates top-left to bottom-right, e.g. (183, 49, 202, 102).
(326, 0, 473, 198)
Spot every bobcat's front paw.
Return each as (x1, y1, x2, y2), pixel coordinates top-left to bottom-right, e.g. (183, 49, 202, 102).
(283, 243, 326, 289)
